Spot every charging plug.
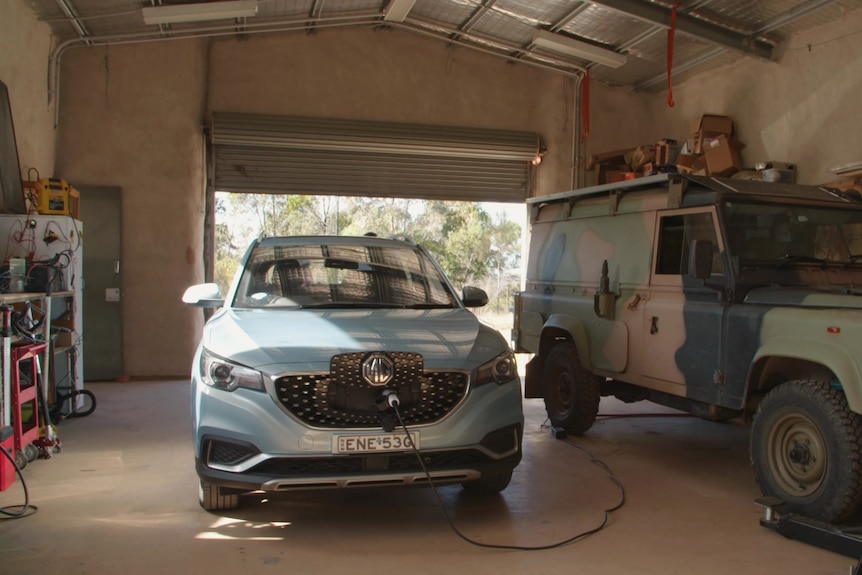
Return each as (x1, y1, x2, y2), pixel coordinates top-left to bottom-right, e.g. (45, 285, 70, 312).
(387, 392, 400, 408)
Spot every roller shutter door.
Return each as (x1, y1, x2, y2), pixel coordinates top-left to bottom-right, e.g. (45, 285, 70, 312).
(210, 112, 542, 202)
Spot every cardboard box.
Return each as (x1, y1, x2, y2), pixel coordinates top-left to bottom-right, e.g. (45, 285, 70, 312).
(692, 114, 734, 135)
(691, 114, 733, 154)
(654, 139, 680, 166)
(625, 146, 653, 170)
(703, 135, 743, 176)
(605, 171, 637, 183)
(676, 153, 704, 174)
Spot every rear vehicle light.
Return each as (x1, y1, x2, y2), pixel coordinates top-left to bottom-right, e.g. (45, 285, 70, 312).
(200, 349, 265, 392)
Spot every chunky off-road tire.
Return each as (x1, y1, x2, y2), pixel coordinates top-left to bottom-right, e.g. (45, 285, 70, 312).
(751, 380, 862, 523)
(461, 467, 513, 495)
(543, 342, 601, 435)
(199, 480, 240, 512)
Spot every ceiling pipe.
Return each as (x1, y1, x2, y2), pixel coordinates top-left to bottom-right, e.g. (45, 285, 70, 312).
(54, 0, 91, 41)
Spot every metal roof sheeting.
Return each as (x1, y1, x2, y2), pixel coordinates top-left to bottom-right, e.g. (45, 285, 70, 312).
(21, 0, 862, 92)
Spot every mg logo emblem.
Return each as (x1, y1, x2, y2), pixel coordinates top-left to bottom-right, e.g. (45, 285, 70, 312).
(362, 353, 394, 386)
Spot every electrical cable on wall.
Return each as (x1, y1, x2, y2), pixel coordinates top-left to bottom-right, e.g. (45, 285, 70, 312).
(581, 70, 590, 141)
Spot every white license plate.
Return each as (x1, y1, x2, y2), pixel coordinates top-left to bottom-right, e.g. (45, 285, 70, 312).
(335, 433, 419, 454)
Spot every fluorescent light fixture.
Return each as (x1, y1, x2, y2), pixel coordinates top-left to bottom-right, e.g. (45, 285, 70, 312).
(383, 0, 417, 22)
(142, 1, 258, 25)
(532, 30, 627, 69)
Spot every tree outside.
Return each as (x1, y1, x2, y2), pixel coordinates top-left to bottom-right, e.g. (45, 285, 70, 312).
(214, 193, 525, 331)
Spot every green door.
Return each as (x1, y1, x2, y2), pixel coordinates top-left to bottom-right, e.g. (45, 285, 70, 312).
(77, 185, 123, 381)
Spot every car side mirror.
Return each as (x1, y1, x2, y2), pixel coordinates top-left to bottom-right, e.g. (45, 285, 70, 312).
(688, 239, 714, 280)
(461, 286, 489, 308)
(182, 283, 225, 308)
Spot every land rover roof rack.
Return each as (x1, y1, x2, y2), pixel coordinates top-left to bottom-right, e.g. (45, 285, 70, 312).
(526, 173, 676, 205)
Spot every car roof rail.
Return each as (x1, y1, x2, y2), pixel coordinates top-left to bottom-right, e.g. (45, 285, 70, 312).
(390, 234, 418, 246)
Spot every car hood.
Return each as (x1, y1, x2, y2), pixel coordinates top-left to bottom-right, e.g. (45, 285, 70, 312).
(200, 308, 506, 375)
(744, 286, 862, 309)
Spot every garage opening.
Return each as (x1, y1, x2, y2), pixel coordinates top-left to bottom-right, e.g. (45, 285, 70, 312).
(209, 112, 539, 334)
(214, 192, 526, 336)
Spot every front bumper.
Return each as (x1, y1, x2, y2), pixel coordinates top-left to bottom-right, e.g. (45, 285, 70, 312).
(196, 423, 522, 493)
(192, 374, 524, 493)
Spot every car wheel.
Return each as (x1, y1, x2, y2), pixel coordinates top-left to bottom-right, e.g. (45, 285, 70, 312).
(461, 467, 513, 495)
(13, 449, 27, 470)
(543, 342, 601, 435)
(198, 480, 240, 512)
(751, 380, 862, 523)
(24, 443, 39, 462)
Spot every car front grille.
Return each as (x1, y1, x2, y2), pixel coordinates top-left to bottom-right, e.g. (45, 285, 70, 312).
(275, 352, 468, 428)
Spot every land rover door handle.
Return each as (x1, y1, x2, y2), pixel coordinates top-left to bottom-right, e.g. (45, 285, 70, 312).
(650, 316, 659, 334)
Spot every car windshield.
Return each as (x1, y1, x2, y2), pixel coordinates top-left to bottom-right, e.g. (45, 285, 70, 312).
(232, 241, 459, 309)
(723, 201, 862, 266)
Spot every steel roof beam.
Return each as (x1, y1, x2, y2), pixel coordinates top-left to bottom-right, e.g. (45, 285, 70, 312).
(588, 0, 774, 60)
(633, 0, 838, 92)
(55, 0, 90, 39)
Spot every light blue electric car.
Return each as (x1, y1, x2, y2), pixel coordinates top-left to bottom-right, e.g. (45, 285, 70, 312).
(183, 234, 524, 511)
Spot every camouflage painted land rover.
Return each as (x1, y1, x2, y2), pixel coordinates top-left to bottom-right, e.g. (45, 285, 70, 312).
(513, 173, 862, 523)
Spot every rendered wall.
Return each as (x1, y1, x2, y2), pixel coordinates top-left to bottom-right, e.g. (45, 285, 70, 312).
(646, 7, 862, 185)
(54, 28, 575, 377)
(55, 41, 209, 377)
(0, 1, 55, 181)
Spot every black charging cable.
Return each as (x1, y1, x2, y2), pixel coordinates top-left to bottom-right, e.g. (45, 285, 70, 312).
(0, 429, 38, 520)
(389, 396, 625, 550)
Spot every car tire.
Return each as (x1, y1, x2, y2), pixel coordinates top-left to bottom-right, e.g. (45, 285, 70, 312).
(461, 467, 513, 495)
(543, 341, 601, 435)
(199, 480, 240, 512)
(751, 379, 862, 523)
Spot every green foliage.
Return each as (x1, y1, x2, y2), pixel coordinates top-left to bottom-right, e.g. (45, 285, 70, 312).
(214, 193, 524, 314)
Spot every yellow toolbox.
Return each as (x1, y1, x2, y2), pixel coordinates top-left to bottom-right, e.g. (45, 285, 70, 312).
(35, 178, 80, 218)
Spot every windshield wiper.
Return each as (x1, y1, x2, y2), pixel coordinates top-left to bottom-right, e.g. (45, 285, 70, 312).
(403, 303, 455, 309)
(297, 302, 407, 309)
(776, 254, 828, 268)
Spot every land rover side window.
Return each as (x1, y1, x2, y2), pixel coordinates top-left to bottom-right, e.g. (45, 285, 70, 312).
(655, 212, 723, 275)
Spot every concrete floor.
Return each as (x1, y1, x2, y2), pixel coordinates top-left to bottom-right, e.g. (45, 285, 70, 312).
(0, 380, 854, 574)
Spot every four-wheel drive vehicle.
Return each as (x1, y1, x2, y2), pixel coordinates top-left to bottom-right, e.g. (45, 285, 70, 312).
(183, 234, 523, 511)
(513, 173, 862, 523)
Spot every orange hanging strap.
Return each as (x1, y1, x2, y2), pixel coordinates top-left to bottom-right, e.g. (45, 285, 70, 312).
(581, 71, 590, 141)
(667, 2, 679, 107)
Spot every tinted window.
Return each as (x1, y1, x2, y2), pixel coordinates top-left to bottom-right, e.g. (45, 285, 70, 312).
(233, 243, 458, 308)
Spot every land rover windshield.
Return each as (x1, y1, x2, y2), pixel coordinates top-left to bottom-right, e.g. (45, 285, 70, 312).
(723, 201, 862, 268)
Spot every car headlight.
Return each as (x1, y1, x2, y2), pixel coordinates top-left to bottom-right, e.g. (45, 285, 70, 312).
(474, 350, 518, 387)
(200, 350, 265, 392)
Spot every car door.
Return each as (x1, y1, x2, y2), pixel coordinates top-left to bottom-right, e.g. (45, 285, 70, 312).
(641, 207, 729, 403)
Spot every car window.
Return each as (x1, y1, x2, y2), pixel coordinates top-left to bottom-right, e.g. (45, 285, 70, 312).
(655, 211, 723, 275)
(233, 242, 458, 309)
